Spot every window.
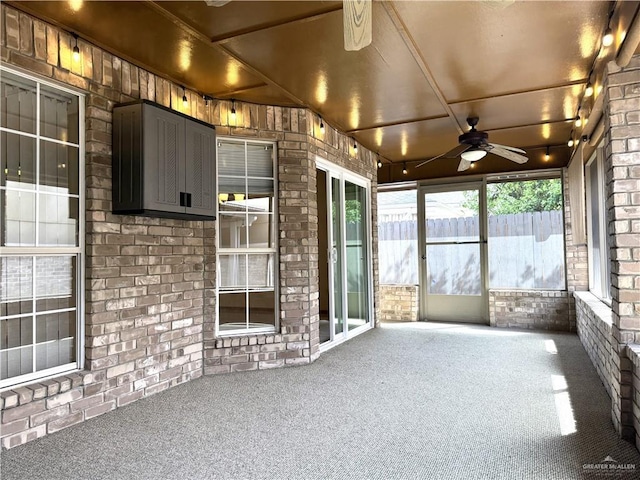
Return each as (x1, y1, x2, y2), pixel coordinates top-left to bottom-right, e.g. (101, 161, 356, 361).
(586, 147, 611, 302)
(216, 139, 277, 334)
(0, 67, 84, 388)
(486, 176, 566, 290)
(377, 188, 418, 285)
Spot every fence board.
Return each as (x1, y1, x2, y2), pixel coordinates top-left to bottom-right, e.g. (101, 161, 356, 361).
(379, 210, 565, 288)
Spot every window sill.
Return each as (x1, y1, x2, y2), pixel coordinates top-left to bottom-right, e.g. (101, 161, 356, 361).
(574, 291, 613, 326)
(217, 323, 276, 337)
(0, 370, 96, 411)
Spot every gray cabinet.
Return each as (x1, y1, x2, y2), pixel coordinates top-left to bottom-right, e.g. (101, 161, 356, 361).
(112, 100, 216, 220)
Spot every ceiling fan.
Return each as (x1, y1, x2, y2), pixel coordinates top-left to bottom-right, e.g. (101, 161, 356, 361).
(416, 117, 528, 172)
(205, 0, 372, 51)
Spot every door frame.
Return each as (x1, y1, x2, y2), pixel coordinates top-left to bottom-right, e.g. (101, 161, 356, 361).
(417, 179, 489, 324)
(316, 157, 374, 351)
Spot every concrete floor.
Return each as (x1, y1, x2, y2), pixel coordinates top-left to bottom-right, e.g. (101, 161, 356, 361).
(2, 322, 639, 480)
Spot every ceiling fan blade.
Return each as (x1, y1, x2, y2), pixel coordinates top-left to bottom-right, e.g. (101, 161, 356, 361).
(490, 146, 528, 164)
(442, 143, 472, 158)
(458, 159, 472, 172)
(344, 0, 372, 51)
(416, 143, 474, 168)
(415, 152, 447, 169)
(488, 143, 526, 154)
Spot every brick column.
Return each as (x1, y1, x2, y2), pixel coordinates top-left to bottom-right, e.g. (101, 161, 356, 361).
(278, 127, 316, 365)
(603, 55, 640, 440)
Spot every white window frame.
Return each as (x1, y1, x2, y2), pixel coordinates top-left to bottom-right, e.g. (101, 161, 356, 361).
(0, 65, 85, 390)
(585, 145, 611, 304)
(215, 137, 278, 336)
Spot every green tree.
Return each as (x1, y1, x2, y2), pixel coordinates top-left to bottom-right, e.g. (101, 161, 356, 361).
(463, 179, 562, 215)
(345, 200, 362, 223)
(332, 199, 362, 223)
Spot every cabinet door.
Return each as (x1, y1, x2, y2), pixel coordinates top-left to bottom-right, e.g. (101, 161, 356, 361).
(143, 104, 185, 214)
(184, 120, 216, 217)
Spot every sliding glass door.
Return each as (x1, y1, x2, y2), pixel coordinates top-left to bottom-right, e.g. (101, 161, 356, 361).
(318, 161, 372, 348)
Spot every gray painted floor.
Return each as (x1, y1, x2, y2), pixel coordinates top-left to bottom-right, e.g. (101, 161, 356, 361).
(2, 322, 640, 480)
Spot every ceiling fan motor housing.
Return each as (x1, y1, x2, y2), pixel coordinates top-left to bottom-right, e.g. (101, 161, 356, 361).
(458, 129, 488, 147)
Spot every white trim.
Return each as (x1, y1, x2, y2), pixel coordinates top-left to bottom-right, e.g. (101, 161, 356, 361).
(585, 144, 611, 304)
(319, 321, 372, 353)
(215, 137, 279, 337)
(0, 127, 82, 148)
(0, 67, 85, 388)
(1, 64, 87, 97)
(0, 185, 80, 198)
(0, 363, 79, 392)
(315, 156, 374, 349)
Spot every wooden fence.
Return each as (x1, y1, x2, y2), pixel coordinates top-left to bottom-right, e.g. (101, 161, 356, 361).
(378, 211, 565, 290)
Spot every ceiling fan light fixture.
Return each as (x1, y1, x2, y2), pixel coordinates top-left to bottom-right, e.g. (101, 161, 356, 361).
(460, 149, 487, 162)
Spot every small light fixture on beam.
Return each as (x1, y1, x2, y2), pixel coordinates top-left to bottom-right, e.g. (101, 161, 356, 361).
(402, 162, 408, 175)
(602, 27, 614, 47)
(353, 139, 358, 154)
(574, 114, 582, 128)
(567, 137, 574, 148)
(585, 82, 594, 97)
(230, 99, 236, 122)
(377, 154, 383, 169)
(182, 87, 188, 108)
(544, 146, 550, 161)
(319, 116, 325, 134)
(72, 34, 80, 62)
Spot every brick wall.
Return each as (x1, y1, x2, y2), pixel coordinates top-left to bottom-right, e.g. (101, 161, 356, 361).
(0, 5, 379, 448)
(626, 344, 640, 452)
(489, 290, 573, 331)
(379, 285, 418, 321)
(602, 55, 640, 440)
(575, 292, 616, 397)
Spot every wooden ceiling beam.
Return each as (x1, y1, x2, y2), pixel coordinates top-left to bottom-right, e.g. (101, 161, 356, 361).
(447, 80, 588, 106)
(346, 114, 450, 133)
(215, 44, 315, 113)
(483, 118, 574, 133)
(209, 5, 344, 44)
(382, 2, 464, 135)
(210, 82, 270, 98)
(145, 0, 305, 108)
